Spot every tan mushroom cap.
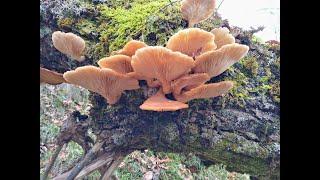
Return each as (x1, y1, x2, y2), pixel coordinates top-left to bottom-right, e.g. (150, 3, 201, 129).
(193, 43, 249, 78)
(98, 55, 133, 74)
(63, 66, 139, 104)
(117, 40, 148, 57)
(166, 28, 216, 57)
(52, 31, 86, 62)
(181, 0, 216, 27)
(174, 81, 234, 103)
(140, 89, 189, 111)
(146, 79, 161, 88)
(40, 67, 66, 85)
(211, 27, 235, 49)
(131, 46, 195, 94)
(171, 73, 210, 95)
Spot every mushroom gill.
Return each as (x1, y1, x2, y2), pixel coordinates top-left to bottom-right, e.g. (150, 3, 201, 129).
(174, 81, 234, 103)
(193, 43, 249, 78)
(117, 40, 148, 57)
(166, 28, 216, 58)
(40, 67, 66, 85)
(131, 46, 195, 94)
(211, 27, 235, 49)
(181, 0, 216, 27)
(171, 73, 210, 95)
(52, 31, 86, 62)
(140, 89, 188, 111)
(63, 66, 139, 104)
(98, 55, 133, 74)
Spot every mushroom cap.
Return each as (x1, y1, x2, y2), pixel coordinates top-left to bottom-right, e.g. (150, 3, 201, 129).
(146, 79, 161, 88)
(140, 89, 189, 111)
(166, 28, 216, 57)
(211, 27, 235, 49)
(131, 46, 195, 94)
(174, 81, 233, 103)
(181, 0, 216, 26)
(117, 40, 148, 57)
(63, 66, 139, 104)
(193, 43, 249, 78)
(40, 67, 66, 85)
(52, 31, 86, 62)
(171, 73, 210, 95)
(97, 55, 133, 74)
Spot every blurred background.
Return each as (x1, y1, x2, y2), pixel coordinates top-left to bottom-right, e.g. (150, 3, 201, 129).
(216, 0, 280, 42)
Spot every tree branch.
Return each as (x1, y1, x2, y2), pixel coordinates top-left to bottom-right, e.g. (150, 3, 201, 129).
(66, 140, 105, 180)
(100, 155, 124, 180)
(41, 144, 64, 180)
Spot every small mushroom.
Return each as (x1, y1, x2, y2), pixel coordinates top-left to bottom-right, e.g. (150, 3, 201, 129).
(211, 27, 235, 49)
(131, 46, 195, 94)
(166, 28, 216, 58)
(52, 31, 86, 62)
(174, 81, 233, 103)
(63, 66, 139, 104)
(181, 0, 216, 27)
(117, 40, 148, 57)
(140, 89, 188, 111)
(97, 55, 133, 74)
(171, 73, 210, 95)
(40, 67, 66, 85)
(193, 43, 249, 78)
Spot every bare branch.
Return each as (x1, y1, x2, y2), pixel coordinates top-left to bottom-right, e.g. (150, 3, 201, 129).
(65, 140, 105, 180)
(41, 144, 64, 180)
(100, 155, 124, 180)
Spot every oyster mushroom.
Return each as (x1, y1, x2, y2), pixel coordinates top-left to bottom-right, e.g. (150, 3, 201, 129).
(171, 73, 210, 95)
(98, 55, 133, 74)
(174, 81, 233, 103)
(131, 46, 195, 94)
(193, 43, 249, 78)
(166, 28, 216, 58)
(211, 27, 235, 49)
(117, 40, 148, 57)
(181, 0, 216, 27)
(40, 67, 66, 85)
(63, 66, 139, 104)
(52, 31, 86, 62)
(140, 89, 188, 111)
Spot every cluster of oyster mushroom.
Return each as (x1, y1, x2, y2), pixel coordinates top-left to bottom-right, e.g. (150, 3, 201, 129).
(41, 27, 249, 112)
(40, 0, 250, 111)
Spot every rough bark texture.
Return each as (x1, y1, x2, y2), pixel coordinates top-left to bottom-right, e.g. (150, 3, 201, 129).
(40, 0, 280, 179)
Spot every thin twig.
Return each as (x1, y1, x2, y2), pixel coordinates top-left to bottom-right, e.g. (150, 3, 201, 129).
(53, 152, 115, 180)
(66, 140, 105, 180)
(41, 144, 64, 180)
(216, 0, 225, 12)
(100, 155, 124, 180)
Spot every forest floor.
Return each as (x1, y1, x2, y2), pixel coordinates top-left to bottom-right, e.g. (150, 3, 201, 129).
(40, 84, 250, 180)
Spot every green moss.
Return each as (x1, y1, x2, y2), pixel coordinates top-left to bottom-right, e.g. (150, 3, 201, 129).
(57, 18, 74, 29)
(97, 0, 169, 52)
(270, 80, 280, 104)
(240, 56, 259, 76)
(75, 18, 97, 37)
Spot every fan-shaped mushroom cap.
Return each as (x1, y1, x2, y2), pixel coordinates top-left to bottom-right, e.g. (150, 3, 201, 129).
(40, 67, 66, 85)
(140, 89, 188, 111)
(97, 55, 133, 74)
(174, 81, 233, 103)
(193, 43, 249, 78)
(146, 79, 161, 88)
(166, 28, 216, 57)
(211, 27, 235, 49)
(63, 66, 139, 104)
(117, 40, 148, 57)
(181, 0, 216, 27)
(52, 31, 86, 62)
(131, 46, 195, 94)
(171, 73, 210, 95)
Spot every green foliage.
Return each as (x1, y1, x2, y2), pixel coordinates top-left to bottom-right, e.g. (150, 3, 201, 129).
(97, 0, 169, 52)
(240, 56, 259, 76)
